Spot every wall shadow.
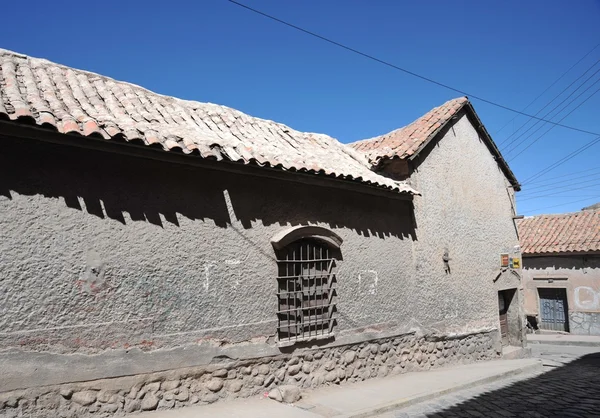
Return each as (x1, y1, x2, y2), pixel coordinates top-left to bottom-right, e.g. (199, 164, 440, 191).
(0, 135, 416, 241)
(425, 353, 600, 417)
(226, 172, 416, 241)
(0, 137, 231, 229)
(523, 255, 600, 271)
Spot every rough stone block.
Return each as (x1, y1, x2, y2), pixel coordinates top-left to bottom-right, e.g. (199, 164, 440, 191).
(141, 393, 159, 411)
(97, 389, 119, 404)
(268, 385, 301, 403)
(212, 369, 228, 378)
(257, 364, 270, 375)
(343, 350, 356, 364)
(158, 399, 175, 409)
(228, 381, 243, 393)
(71, 391, 97, 406)
(100, 403, 119, 413)
(59, 389, 73, 399)
(124, 399, 141, 413)
(161, 380, 180, 392)
(324, 360, 336, 371)
(175, 388, 189, 402)
(207, 378, 224, 392)
(288, 365, 301, 376)
(36, 393, 62, 410)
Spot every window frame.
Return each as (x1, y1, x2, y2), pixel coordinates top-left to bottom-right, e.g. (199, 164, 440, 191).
(271, 227, 342, 347)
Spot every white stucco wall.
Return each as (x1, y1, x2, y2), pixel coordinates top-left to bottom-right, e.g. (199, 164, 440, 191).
(0, 138, 420, 355)
(408, 114, 521, 334)
(0, 137, 428, 389)
(0, 117, 519, 390)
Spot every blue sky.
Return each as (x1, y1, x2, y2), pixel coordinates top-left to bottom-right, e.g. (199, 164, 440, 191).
(2, 0, 599, 215)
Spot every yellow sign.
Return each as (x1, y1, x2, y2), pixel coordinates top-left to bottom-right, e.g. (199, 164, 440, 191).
(510, 257, 521, 269)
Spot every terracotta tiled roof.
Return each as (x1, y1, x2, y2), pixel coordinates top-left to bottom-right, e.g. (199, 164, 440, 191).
(0, 49, 416, 195)
(517, 210, 600, 255)
(350, 97, 468, 165)
(583, 202, 600, 211)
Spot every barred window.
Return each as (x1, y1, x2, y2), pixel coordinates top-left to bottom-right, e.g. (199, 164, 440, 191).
(276, 238, 337, 345)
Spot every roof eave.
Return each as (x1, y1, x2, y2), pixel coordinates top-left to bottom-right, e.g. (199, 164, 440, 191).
(522, 250, 600, 257)
(462, 102, 521, 191)
(0, 121, 418, 201)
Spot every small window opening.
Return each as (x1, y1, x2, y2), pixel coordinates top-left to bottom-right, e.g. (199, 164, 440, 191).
(276, 238, 337, 345)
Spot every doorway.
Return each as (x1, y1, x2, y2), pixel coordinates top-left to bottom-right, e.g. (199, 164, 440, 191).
(538, 288, 569, 332)
(498, 290, 511, 345)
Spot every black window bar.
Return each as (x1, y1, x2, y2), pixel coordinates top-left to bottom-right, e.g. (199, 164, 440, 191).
(276, 239, 336, 344)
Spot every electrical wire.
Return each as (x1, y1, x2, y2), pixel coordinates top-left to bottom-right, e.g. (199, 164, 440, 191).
(526, 166, 600, 186)
(227, 0, 600, 137)
(507, 84, 600, 161)
(519, 195, 600, 200)
(522, 135, 600, 184)
(519, 181, 600, 201)
(521, 171, 600, 193)
(494, 43, 600, 138)
(503, 66, 600, 155)
(520, 196, 600, 214)
(499, 57, 600, 149)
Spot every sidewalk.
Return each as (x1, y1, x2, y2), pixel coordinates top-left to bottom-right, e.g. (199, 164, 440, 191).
(138, 358, 542, 418)
(527, 333, 600, 347)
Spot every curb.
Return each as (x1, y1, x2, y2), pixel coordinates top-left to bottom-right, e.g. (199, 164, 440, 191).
(527, 339, 600, 347)
(338, 360, 543, 418)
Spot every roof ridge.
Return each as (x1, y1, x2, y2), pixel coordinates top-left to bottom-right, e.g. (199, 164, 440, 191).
(347, 96, 520, 189)
(350, 97, 468, 145)
(348, 97, 469, 162)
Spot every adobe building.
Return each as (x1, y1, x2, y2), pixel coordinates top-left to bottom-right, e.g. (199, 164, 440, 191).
(519, 209, 600, 334)
(0, 49, 523, 417)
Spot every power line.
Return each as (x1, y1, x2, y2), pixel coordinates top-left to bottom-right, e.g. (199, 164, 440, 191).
(507, 83, 600, 161)
(519, 195, 600, 200)
(227, 0, 600, 137)
(499, 57, 600, 149)
(522, 135, 600, 184)
(521, 196, 600, 214)
(519, 181, 600, 201)
(502, 64, 600, 155)
(527, 166, 600, 186)
(521, 171, 600, 193)
(494, 43, 600, 138)
(520, 177, 600, 198)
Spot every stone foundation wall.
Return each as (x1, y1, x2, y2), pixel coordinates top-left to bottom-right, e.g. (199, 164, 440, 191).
(0, 331, 500, 417)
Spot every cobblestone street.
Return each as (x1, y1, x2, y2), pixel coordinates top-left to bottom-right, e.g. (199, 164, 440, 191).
(379, 344, 600, 418)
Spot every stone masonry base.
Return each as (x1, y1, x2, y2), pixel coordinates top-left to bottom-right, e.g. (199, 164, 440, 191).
(0, 331, 500, 417)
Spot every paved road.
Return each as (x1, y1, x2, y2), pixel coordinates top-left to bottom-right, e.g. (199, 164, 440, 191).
(378, 344, 600, 418)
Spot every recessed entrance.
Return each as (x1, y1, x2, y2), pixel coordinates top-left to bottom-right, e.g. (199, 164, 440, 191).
(498, 289, 518, 346)
(538, 288, 569, 332)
